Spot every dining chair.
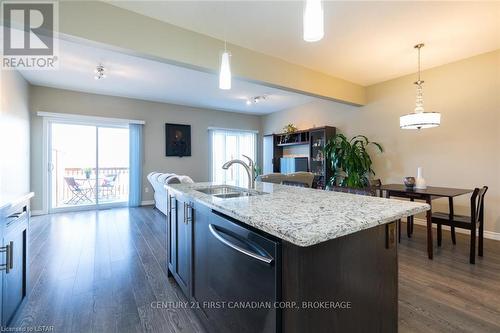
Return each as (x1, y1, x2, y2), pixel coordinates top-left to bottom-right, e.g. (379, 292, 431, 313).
(431, 186, 488, 264)
(369, 179, 404, 242)
(370, 179, 382, 197)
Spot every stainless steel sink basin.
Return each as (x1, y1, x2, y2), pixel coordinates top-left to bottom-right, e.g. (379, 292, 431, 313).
(195, 185, 266, 199)
(196, 185, 241, 195)
(213, 192, 253, 199)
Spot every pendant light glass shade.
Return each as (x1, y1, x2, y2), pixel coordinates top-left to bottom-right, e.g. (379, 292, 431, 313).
(400, 44, 441, 130)
(219, 51, 231, 90)
(400, 112, 441, 129)
(303, 0, 324, 42)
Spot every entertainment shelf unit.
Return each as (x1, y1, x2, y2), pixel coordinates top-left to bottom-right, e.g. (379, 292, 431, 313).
(263, 126, 336, 189)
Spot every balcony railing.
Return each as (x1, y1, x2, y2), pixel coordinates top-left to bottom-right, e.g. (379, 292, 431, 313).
(55, 167, 129, 206)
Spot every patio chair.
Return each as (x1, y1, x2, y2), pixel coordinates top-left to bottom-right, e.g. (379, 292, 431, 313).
(99, 174, 118, 199)
(64, 177, 93, 205)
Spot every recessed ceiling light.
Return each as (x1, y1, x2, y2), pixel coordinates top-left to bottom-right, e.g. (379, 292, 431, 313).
(94, 64, 106, 80)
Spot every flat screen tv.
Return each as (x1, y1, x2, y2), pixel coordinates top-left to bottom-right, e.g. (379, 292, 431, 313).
(280, 157, 308, 174)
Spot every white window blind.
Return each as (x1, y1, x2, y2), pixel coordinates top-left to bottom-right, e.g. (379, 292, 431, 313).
(209, 129, 257, 187)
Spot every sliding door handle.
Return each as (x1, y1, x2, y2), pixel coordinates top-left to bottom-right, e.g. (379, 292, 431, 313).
(208, 224, 273, 265)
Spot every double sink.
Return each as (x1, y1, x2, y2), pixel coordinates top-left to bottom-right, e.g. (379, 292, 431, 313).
(196, 185, 267, 199)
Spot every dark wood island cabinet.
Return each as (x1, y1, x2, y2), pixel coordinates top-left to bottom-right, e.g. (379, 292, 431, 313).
(166, 187, 402, 333)
(0, 193, 33, 325)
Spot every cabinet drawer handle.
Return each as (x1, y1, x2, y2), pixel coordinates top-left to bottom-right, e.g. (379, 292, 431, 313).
(208, 224, 273, 265)
(183, 203, 187, 224)
(8, 241, 13, 270)
(186, 203, 192, 224)
(170, 196, 176, 211)
(7, 211, 27, 226)
(0, 241, 13, 273)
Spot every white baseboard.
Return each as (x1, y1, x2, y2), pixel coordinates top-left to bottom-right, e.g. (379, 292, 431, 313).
(141, 200, 155, 206)
(413, 218, 500, 241)
(31, 210, 46, 216)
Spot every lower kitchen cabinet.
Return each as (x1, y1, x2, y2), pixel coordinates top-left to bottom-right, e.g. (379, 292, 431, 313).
(166, 192, 192, 298)
(166, 191, 280, 333)
(0, 193, 32, 326)
(165, 189, 397, 333)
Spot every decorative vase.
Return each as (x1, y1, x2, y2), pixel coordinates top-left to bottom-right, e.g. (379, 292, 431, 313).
(415, 167, 427, 189)
(403, 177, 416, 190)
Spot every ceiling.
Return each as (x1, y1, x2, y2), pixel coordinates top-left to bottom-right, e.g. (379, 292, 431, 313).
(19, 39, 314, 114)
(109, 1, 500, 86)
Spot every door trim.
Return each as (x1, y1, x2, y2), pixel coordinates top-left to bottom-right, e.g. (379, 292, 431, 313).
(43, 118, 129, 213)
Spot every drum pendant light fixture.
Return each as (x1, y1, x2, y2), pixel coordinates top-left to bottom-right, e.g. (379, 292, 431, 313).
(400, 44, 441, 129)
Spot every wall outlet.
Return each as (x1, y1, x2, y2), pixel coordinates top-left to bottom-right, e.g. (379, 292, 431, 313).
(144, 187, 149, 193)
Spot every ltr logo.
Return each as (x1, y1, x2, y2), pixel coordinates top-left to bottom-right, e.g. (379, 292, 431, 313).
(2, 2, 54, 56)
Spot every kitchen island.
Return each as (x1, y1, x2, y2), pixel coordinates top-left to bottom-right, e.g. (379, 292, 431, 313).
(165, 182, 429, 333)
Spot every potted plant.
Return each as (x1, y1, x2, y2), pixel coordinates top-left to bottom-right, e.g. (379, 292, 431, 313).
(282, 123, 298, 143)
(323, 134, 383, 189)
(83, 168, 92, 179)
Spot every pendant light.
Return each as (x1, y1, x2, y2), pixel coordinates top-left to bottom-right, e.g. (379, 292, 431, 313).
(219, 2, 231, 90)
(303, 0, 324, 42)
(219, 45, 231, 90)
(400, 44, 441, 129)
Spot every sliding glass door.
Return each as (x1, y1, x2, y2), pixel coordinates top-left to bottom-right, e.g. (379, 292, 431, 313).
(49, 122, 129, 211)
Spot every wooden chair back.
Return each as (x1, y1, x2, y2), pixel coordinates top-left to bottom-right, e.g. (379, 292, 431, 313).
(471, 186, 488, 225)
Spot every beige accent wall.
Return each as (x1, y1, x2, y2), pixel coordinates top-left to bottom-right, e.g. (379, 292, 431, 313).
(0, 70, 30, 198)
(58, 1, 365, 105)
(263, 50, 500, 234)
(29, 86, 261, 211)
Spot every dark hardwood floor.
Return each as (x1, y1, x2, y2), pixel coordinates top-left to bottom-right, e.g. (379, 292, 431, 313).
(9, 207, 500, 332)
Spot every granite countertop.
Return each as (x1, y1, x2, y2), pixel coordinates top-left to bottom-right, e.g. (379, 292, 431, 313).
(166, 182, 430, 247)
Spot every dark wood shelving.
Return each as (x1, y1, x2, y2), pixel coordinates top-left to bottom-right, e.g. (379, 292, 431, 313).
(276, 141, 310, 147)
(263, 126, 336, 189)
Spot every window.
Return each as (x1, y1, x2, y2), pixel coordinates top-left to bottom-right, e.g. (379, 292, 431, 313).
(209, 129, 257, 187)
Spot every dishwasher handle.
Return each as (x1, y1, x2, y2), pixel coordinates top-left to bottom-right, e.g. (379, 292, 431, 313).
(208, 224, 274, 265)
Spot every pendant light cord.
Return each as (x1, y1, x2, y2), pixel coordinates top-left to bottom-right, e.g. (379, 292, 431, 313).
(417, 46, 421, 82)
(223, 1, 227, 52)
(414, 43, 424, 85)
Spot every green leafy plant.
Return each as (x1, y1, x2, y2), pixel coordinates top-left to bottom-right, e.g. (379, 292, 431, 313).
(282, 123, 298, 143)
(253, 164, 262, 180)
(83, 167, 92, 179)
(283, 123, 298, 134)
(323, 134, 383, 189)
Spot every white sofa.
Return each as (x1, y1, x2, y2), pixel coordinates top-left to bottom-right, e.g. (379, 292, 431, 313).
(147, 172, 194, 214)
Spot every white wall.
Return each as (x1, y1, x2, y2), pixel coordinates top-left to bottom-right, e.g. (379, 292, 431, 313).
(263, 50, 500, 234)
(0, 70, 30, 198)
(29, 86, 261, 211)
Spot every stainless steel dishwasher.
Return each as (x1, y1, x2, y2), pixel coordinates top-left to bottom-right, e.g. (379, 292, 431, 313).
(193, 209, 281, 333)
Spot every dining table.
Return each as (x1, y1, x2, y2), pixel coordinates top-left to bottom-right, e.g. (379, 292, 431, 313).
(379, 184, 473, 259)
